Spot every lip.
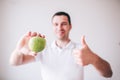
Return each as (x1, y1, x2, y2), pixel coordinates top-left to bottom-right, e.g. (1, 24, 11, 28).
(57, 31, 64, 34)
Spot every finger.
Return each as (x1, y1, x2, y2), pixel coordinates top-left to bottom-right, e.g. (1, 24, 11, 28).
(74, 54, 80, 58)
(27, 31, 31, 36)
(75, 58, 83, 66)
(73, 49, 81, 57)
(37, 33, 45, 38)
(23, 31, 31, 37)
(31, 32, 37, 37)
(40, 34, 45, 38)
(73, 49, 79, 54)
(31, 52, 38, 56)
(42, 35, 45, 38)
(37, 32, 41, 37)
(81, 35, 87, 47)
(28, 31, 31, 36)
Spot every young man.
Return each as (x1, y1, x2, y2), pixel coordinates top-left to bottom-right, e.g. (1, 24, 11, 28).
(10, 11, 112, 80)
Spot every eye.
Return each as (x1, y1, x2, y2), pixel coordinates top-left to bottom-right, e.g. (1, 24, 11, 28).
(54, 23, 58, 26)
(62, 22, 67, 26)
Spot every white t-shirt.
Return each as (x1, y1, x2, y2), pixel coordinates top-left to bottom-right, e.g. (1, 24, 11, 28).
(35, 41, 84, 80)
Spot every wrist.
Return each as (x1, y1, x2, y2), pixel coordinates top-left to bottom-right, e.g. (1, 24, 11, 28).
(91, 53, 100, 65)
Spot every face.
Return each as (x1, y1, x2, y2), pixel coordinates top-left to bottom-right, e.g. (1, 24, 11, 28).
(52, 15, 72, 40)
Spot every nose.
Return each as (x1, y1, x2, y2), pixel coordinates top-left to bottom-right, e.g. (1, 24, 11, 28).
(57, 24, 63, 30)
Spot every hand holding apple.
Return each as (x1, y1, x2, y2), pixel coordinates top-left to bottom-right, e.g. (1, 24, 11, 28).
(16, 31, 45, 54)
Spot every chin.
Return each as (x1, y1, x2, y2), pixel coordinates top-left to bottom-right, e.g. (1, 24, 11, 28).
(56, 34, 65, 39)
(56, 36, 63, 39)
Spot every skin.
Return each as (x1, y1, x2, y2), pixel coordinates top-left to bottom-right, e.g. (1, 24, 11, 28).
(52, 15, 72, 48)
(73, 36, 113, 77)
(10, 15, 112, 78)
(9, 32, 45, 65)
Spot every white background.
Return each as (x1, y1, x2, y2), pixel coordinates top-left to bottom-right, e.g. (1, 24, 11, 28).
(0, 0, 120, 80)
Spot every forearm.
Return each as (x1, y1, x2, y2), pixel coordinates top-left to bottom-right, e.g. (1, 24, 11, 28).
(92, 54, 113, 77)
(10, 49, 36, 66)
(9, 50, 23, 66)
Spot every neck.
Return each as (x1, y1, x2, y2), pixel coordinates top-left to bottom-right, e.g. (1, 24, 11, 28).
(55, 38, 71, 48)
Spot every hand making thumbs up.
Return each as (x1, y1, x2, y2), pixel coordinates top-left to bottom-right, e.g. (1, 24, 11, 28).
(73, 36, 96, 66)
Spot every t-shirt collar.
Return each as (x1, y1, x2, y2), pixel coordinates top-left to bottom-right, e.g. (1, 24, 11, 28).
(51, 40, 74, 50)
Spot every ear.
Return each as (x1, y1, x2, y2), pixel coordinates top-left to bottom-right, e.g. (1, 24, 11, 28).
(69, 24, 72, 30)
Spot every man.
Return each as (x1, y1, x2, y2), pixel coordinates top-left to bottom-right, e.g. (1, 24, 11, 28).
(10, 11, 112, 80)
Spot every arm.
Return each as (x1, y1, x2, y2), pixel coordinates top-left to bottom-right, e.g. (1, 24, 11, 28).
(73, 36, 113, 78)
(9, 49, 35, 66)
(92, 53, 112, 77)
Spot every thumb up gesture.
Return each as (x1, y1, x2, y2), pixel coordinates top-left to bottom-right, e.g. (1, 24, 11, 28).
(73, 36, 96, 66)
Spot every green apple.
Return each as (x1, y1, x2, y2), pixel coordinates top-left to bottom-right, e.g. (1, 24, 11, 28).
(28, 36, 46, 53)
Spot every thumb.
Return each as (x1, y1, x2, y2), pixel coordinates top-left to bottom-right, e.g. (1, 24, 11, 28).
(81, 35, 87, 47)
(26, 31, 31, 37)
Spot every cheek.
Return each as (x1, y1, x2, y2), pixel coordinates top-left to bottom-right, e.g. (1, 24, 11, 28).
(53, 28, 57, 33)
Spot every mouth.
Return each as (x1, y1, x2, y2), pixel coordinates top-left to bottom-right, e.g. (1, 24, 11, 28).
(57, 31, 64, 35)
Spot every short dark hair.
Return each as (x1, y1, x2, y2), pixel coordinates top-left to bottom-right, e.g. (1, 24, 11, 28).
(52, 11, 71, 25)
